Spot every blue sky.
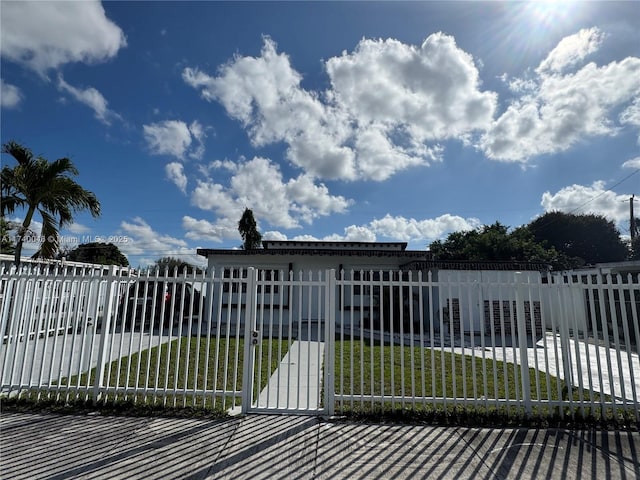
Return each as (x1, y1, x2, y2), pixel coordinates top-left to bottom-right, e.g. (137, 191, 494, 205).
(1, 1, 639, 267)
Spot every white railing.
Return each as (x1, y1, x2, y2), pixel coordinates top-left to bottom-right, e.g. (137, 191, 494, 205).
(0, 266, 246, 410)
(333, 270, 639, 421)
(0, 266, 638, 421)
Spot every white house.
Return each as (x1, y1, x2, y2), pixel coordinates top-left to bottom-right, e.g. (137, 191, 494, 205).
(197, 241, 549, 337)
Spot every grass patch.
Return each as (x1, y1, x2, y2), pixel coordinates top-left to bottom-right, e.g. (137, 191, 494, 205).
(0, 396, 228, 419)
(333, 341, 636, 426)
(14, 337, 291, 412)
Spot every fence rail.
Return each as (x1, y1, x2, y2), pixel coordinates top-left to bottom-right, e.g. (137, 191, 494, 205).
(1, 265, 638, 421)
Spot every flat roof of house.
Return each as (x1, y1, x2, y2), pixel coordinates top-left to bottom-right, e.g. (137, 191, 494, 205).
(570, 260, 640, 274)
(196, 242, 550, 270)
(262, 240, 408, 251)
(401, 260, 550, 272)
(197, 241, 429, 259)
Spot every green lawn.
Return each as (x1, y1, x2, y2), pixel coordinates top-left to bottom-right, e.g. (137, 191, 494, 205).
(334, 341, 612, 418)
(25, 335, 625, 422)
(57, 337, 291, 411)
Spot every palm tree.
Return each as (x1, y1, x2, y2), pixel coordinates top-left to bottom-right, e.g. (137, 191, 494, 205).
(1, 141, 101, 266)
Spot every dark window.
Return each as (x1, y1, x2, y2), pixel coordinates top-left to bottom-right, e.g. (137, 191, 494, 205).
(222, 268, 247, 293)
(258, 269, 279, 294)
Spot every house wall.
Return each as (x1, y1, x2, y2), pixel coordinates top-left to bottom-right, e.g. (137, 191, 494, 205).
(205, 253, 414, 332)
(204, 254, 552, 336)
(544, 276, 588, 334)
(206, 253, 409, 276)
(432, 270, 545, 334)
(209, 254, 604, 340)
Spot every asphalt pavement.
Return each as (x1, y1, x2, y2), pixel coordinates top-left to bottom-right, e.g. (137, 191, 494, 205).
(1, 412, 638, 479)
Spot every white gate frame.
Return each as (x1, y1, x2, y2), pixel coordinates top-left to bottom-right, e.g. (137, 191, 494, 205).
(241, 268, 258, 414)
(241, 269, 335, 415)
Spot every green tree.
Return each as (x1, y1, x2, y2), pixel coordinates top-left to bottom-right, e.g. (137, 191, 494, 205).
(429, 222, 561, 266)
(152, 256, 202, 276)
(527, 212, 628, 267)
(238, 208, 262, 250)
(1, 141, 101, 266)
(0, 217, 16, 255)
(630, 235, 640, 261)
(62, 242, 129, 267)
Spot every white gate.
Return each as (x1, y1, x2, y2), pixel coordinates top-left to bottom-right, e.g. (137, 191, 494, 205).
(242, 269, 335, 415)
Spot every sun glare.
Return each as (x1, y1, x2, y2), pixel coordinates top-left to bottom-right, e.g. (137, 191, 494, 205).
(488, 1, 584, 72)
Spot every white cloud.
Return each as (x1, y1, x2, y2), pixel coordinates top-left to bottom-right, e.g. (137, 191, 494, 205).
(620, 98, 640, 143)
(190, 181, 236, 218)
(352, 125, 436, 181)
(190, 157, 351, 232)
(326, 34, 497, 142)
(482, 29, 640, 162)
(66, 223, 91, 234)
(321, 225, 378, 243)
(0, 1, 126, 75)
(182, 216, 238, 243)
(536, 27, 604, 74)
(201, 159, 237, 175)
(1, 78, 23, 108)
(143, 120, 206, 160)
(187, 120, 206, 160)
(291, 234, 321, 241)
(119, 217, 202, 266)
(165, 162, 187, 193)
(620, 98, 640, 126)
(369, 214, 480, 242)
(622, 157, 640, 169)
(262, 230, 288, 241)
(285, 174, 351, 223)
(540, 181, 629, 225)
(261, 214, 480, 245)
(184, 34, 495, 181)
(57, 75, 120, 125)
(183, 38, 355, 180)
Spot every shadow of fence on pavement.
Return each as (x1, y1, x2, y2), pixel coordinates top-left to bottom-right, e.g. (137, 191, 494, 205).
(1, 413, 638, 479)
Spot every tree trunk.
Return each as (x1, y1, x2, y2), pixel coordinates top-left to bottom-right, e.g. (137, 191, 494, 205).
(14, 206, 35, 267)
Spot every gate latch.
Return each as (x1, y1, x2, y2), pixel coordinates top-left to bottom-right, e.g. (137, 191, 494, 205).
(251, 330, 259, 345)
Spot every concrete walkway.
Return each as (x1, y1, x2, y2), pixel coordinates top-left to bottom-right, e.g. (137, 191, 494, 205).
(256, 340, 325, 411)
(448, 333, 640, 401)
(1, 412, 638, 479)
(0, 331, 171, 385)
(358, 329, 639, 402)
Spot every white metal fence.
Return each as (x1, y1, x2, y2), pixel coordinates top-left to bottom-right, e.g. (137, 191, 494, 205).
(1, 266, 638, 421)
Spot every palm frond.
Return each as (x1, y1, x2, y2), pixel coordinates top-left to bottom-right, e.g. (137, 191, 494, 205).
(2, 141, 34, 166)
(40, 177, 101, 222)
(0, 195, 26, 216)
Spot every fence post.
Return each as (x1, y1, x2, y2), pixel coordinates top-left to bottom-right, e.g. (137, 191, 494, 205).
(0, 276, 16, 385)
(515, 272, 532, 417)
(0, 276, 15, 342)
(241, 267, 258, 414)
(558, 276, 574, 398)
(324, 269, 336, 416)
(92, 265, 118, 404)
